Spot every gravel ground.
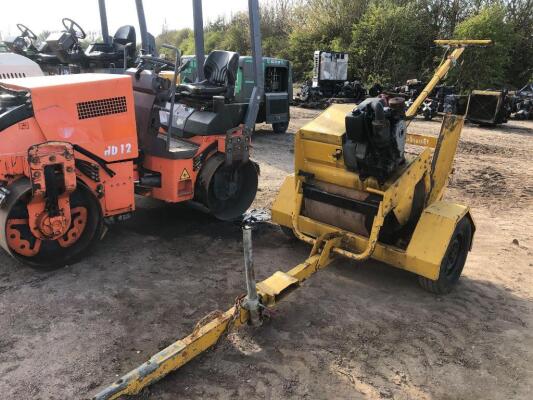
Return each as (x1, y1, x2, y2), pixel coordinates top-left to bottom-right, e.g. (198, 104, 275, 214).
(0, 108, 531, 400)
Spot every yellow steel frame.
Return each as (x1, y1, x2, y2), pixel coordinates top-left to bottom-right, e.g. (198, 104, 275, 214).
(269, 38, 480, 279)
(269, 40, 487, 278)
(94, 306, 248, 399)
(272, 108, 470, 279)
(94, 233, 342, 400)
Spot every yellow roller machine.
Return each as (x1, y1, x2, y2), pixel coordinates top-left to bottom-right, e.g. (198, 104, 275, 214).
(273, 39, 491, 293)
(92, 39, 490, 399)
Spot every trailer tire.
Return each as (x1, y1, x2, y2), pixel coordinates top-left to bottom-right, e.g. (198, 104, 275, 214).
(418, 217, 472, 294)
(280, 225, 297, 241)
(272, 122, 289, 134)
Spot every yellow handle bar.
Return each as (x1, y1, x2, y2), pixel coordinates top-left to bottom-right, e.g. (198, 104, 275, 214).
(434, 39, 493, 47)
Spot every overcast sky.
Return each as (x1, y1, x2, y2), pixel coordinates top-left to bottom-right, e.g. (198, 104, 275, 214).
(0, 0, 250, 39)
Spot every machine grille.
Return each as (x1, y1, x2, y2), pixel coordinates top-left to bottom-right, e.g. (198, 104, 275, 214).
(468, 94, 499, 123)
(0, 72, 27, 79)
(77, 96, 127, 120)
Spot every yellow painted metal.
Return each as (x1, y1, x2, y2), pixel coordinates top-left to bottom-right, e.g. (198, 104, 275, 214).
(94, 230, 342, 400)
(94, 38, 484, 400)
(299, 103, 353, 145)
(256, 271, 299, 306)
(96, 110, 473, 399)
(471, 89, 503, 97)
(93, 306, 249, 400)
(271, 174, 296, 228)
(271, 195, 473, 281)
(159, 70, 181, 84)
(428, 115, 464, 204)
(95, 188, 475, 400)
(92, 35, 489, 400)
(284, 134, 436, 264)
(294, 105, 433, 194)
(406, 39, 492, 118)
(433, 39, 492, 46)
(406, 201, 471, 279)
(406, 133, 438, 148)
(295, 105, 371, 192)
(271, 67, 476, 282)
(278, 142, 455, 279)
(406, 46, 465, 118)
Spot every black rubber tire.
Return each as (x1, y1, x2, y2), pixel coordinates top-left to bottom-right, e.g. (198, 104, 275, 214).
(418, 217, 473, 294)
(209, 161, 259, 221)
(272, 122, 289, 134)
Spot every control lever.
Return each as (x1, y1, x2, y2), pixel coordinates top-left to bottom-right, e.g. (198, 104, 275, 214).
(123, 42, 133, 70)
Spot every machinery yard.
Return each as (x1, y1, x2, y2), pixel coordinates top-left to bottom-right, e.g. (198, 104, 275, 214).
(0, 107, 531, 399)
(1, 0, 532, 398)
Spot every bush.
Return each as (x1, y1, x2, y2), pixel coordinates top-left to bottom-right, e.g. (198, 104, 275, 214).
(349, 1, 435, 85)
(453, 5, 517, 89)
(151, 0, 532, 89)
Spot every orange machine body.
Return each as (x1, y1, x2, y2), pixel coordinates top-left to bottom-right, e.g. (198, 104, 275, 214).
(2, 74, 138, 159)
(0, 71, 256, 267)
(141, 132, 239, 203)
(0, 73, 138, 217)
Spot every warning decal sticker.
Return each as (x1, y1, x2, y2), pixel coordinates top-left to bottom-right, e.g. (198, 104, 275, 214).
(180, 168, 191, 180)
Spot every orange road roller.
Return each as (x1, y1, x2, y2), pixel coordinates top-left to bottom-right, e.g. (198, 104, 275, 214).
(0, 52, 259, 268)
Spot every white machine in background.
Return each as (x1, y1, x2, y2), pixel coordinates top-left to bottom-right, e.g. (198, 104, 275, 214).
(0, 52, 43, 79)
(312, 50, 349, 87)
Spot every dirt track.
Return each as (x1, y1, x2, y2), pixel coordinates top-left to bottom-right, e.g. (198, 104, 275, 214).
(0, 107, 532, 399)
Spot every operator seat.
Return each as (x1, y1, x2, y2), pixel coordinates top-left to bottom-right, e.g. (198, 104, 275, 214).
(177, 50, 239, 100)
(85, 25, 136, 64)
(34, 41, 60, 65)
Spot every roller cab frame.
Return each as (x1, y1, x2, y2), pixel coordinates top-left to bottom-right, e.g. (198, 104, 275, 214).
(7, 0, 154, 75)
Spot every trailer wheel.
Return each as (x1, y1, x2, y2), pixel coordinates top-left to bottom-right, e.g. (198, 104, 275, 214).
(418, 217, 472, 294)
(280, 225, 297, 241)
(272, 122, 289, 134)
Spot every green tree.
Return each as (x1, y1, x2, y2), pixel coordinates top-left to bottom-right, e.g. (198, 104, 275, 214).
(453, 4, 517, 88)
(151, 0, 532, 88)
(349, 1, 435, 85)
(503, 0, 533, 87)
(220, 12, 251, 55)
(156, 27, 194, 57)
(286, 0, 371, 80)
(286, 28, 325, 81)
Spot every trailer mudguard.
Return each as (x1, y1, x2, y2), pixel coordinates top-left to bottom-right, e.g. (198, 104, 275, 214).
(406, 201, 475, 280)
(271, 174, 295, 228)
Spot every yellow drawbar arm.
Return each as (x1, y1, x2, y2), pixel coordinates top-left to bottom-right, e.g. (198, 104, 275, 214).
(93, 230, 342, 400)
(405, 39, 492, 118)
